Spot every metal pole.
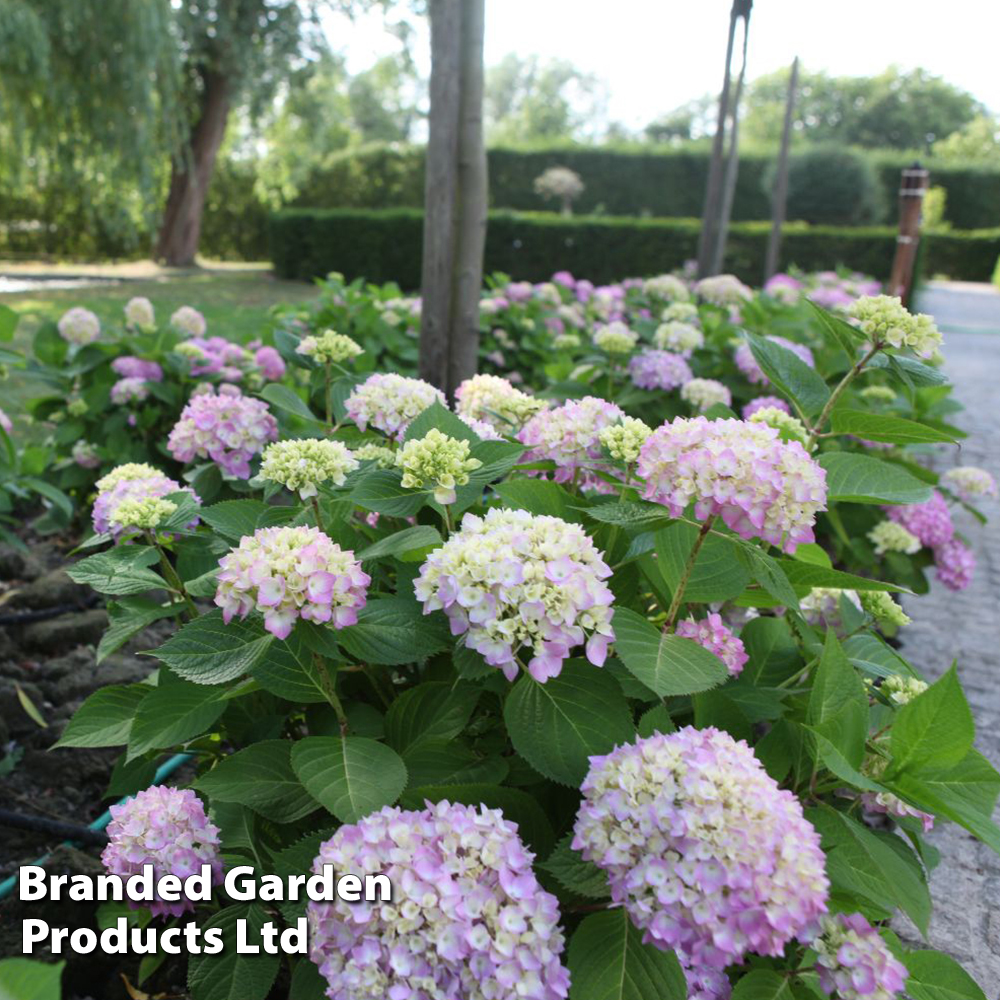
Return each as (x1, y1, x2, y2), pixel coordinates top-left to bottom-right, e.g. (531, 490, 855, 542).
(765, 57, 799, 282)
(888, 163, 929, 307)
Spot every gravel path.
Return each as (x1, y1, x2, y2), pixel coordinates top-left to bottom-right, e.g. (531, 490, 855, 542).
(893, 282, 1000, 993)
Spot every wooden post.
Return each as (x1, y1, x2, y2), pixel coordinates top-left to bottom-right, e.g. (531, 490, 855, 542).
(888, 163, 929, 307)
(711, 6, 753, 276)
(419, 0, 488, 397)
(696, 2, 741, 278)
(764, 57, 799, 282)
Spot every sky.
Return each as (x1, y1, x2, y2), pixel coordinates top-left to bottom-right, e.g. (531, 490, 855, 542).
(324, 0, 1000, 132)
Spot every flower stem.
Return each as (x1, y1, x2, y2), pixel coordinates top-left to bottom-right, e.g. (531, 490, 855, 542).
(149, 535, 197, 619)
(664, 516, 714, 629)
(324, 363, 333, 427)
(807, 342, 882, 448)
(311, 496, 325, 534)
(313, 656, 348, 735)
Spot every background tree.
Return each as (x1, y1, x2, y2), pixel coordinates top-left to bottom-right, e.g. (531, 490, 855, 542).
(741, 66, 983, 150)
(484, 54, 607, 144)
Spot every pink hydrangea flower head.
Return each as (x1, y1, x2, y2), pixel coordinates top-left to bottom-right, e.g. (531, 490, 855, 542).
(734, 337, 815, 386)
(0, 408, 12, 435)
(859, 790, 934, 833)
(110, 377, 151, 405)
(886, 491, 953, 547)
(637, 416, 827, 553)
(628, 350, 693, 391)
(573, 727, 829, 972)
(215, 524, 369, 639)
(167, 386, 278, 479)
(742, 395, 791, 418)
(57, 307, 100, 346)
(184, 336, 250, 380)
(112, 357, 164, 382)
(307, 801, 570, 1000)
(518, 396, 625, 493)
(101, 786, 223, 919)
(680, 378, 732, 412)
(685, 966, 732, 1000)
(764, 273, 803, 304)
(414, 507, 615, 682)
(812, 912, 907, 1000)
(345, 373, 446, 440)
(675, 613, 748, 676)
(254, 345, 286, 381)
(92, 463, 200, 541)
(933, 538, 975, 591)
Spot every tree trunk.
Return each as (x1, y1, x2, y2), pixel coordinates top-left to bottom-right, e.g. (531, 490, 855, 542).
(447, 0, 487, 393)
(419, 0, 487, 398)
(155, 70, 231, 267)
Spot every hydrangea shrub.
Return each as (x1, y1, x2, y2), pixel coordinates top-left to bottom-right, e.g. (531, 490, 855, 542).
(23, 271, 998, 1000)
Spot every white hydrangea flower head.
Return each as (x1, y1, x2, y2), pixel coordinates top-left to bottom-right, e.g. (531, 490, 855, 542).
(395, 428, 482, 505)
(454, 373, 547, 433)
(414, 507, 615, 682)
(941, 465, 997, 502)
(57, 307, 101, 346)
(553, 332, 581, 350)
(124, 297, 156, 330)
(261, 438, 359, 499)
(170, 306, 207, 338)
(694, 273, 753, 307)
(643, 274, 690, 302)
(680, 377, 732, 412)
(661, 301, 700, 324)
(345, 373, 446, 440)
(599, 417, 652, 464)
(296, 330, 364, 364)
(868, 519, 921, 555)
(653, 321, 704, 355)
(800, 587, 862, 633)
(95, 462, 163, 493)
(848, 295, 942, 358)
(593, 321, 638, 355)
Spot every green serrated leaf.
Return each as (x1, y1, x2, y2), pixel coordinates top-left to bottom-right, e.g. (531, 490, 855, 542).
(187, 904, 279, 1000)
(151, 610, 274, 684)
(54, 684, 148, 748)
(819, 453, 933, 505)
(291, 736, 407, 823)
(612, 607, 730, 697)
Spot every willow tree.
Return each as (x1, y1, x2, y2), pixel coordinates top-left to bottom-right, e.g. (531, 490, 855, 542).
(419, 0, 488, 396)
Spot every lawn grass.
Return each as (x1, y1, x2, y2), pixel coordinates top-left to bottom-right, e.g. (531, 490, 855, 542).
(0, 271, 318, 417)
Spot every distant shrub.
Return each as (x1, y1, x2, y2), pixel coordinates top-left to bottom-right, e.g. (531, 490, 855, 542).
(780, 146, 884, 226)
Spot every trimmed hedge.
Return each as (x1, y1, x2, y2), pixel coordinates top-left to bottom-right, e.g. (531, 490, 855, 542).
(288, 144, 1000, 231)
(270, 208, 1000, 288)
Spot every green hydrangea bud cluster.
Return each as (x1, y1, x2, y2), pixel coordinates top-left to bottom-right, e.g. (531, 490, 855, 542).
(598, 417, 652, 464)
(352, 443, 397, 468)
(553, 332, 581, 350)
(859, 385, 896, 403)
(867, 520, 921, 555)
(748, 406, 808, 444)
(878, 673, 929, 706)
(109, 497, 177, 532)
(848, 295, 942, 359)
(295, 330, 364, 364)
(395, 428, 482, 505)
(593, 322, 638, 355)
(260, 438, 359, 499)
(859, 590, 911, 628)
(67, 398, 89, 417)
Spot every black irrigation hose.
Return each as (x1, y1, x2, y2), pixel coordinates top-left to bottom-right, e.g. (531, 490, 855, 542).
(0, 808, 109, 847)
(0, 596, 102, 627)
